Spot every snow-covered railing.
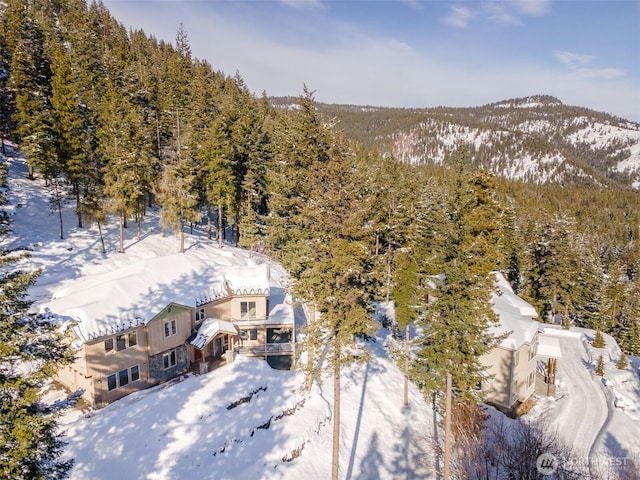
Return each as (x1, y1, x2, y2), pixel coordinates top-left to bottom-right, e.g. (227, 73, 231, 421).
(195, 290, 230, 307)
(85, 317, 145, 340)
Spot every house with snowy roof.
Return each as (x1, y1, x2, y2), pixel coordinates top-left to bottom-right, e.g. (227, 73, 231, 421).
(43, 255, 295, 407)
(479, 272, 562, 412)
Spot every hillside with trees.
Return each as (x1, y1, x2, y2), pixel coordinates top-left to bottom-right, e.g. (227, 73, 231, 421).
(1, 0, 640, 478)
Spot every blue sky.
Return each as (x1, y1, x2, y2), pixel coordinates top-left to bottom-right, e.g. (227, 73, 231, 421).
(103, 0, 640, 121)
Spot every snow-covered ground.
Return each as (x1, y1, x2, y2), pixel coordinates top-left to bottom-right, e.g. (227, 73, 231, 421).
(2, 144, 639, 479)
(1, 146, 437, 479)
(527, 327, 640, 476)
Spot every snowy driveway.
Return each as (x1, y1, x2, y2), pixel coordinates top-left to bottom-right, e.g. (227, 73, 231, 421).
(549, 334, 609, 458)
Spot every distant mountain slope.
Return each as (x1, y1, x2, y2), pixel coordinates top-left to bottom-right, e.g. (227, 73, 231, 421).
(273, 95, 640, 188)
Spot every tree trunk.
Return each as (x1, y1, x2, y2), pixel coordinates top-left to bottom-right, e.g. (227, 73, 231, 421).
(217, 203, 223, 248)
(75, 181, 83, 228)
(119, 211, 124, 253)
(57, 199, 64, 240)
(97, 220, 106, 254)
(332, 343, 341, 480)
(443, 372, 452, 480)
(404, 323, 410, 406)
(180, 222, 185, 253)
(305, 302, 316, 392)
(207, 203, 212, 240)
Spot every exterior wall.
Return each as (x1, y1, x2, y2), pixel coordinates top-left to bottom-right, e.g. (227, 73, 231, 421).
(149, 345, 189, 384)
(480, 347, 513, 408)
(194, 298, 233, 327)
(511, 342, 537, 404)
(230, 295, 268, 322)
(84, 326, 150, 407)
(147, 305, 193, 356)
(55, 345, 95, 405)
(481, 339, 538, 410)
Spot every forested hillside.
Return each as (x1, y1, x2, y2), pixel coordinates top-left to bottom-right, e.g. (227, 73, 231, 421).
(1, 0, 639, 381)
(1, 1, 640, 477)
(276, 95, 640, 188)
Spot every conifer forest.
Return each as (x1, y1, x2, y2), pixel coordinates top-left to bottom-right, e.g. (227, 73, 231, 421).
(1, 1, 640, 478)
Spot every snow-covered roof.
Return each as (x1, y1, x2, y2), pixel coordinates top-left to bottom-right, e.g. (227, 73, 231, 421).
(40, 253, 276, 342)
(490, 272, 540, 350)
(537, 334, 563, 358)
(190, 319, 238, 349)
(266, 287, 295, 325)
(224, 263, 270, 296)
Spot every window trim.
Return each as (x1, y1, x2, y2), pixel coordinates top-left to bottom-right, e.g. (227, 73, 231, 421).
(240, 301, 257, 320)
(105, 329, 138, 354)
(164, 319, 177, 337)
(163, 349, 178, 369)
(106, 365, 141, 392)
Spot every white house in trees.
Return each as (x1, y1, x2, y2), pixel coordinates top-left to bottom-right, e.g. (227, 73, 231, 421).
(480, 272, 562, 412)
(42, 255, 295, 408)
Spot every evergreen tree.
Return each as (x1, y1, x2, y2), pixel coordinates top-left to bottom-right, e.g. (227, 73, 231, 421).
(522, 214, 600, 326)
(595, 261, 628, 333)
(595, 354, 605, 376)
(592, 330, 606, 348)
(156, 155, 200, 253)
(615, 276, 640, 356)
(412, 157, 506, 402)
(617, 352, 627, 370)
(8, 15, 57, 180)
(199, 114, 235, 248)
(0, 251, 74, 478)
(50, 44, 87, 228)
(265, 89, 376, 480)
(98, 74, 155, 252)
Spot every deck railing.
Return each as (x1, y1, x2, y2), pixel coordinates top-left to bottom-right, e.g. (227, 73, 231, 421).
(236, 343, 294, 356)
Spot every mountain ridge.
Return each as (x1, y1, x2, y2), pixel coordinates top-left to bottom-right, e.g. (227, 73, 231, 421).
(272, 95, 640, 189)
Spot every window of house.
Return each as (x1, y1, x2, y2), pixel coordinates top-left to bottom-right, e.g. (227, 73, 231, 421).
(164, 319, 177, 337)
(106, 365, 140, 392)
(527, 371, 535, 388)
(240, 301, 257, 319)
(116, 334, 127, 351)
(529, 344, 536, 361)
(163, 350, 177, 369)
(118, 368, 129, 387)
(107, 374, 117, 391)
(514, 351, 520, 367)
(105, 338, 114, 353)
(196, 308, 205, 321)
(249, 328, 258, 341)
(128, 331, 137, 348)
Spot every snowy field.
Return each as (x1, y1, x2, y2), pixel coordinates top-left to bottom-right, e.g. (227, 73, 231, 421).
(2, 145, 639, 479)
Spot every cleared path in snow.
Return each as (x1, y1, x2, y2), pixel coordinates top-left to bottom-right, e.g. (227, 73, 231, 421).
(549, 334, 609, 462)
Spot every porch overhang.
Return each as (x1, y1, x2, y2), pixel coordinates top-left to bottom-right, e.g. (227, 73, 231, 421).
(190, 318, 238, 350)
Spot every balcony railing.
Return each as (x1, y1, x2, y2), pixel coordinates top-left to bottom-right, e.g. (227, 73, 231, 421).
(236, 343, 294, 356)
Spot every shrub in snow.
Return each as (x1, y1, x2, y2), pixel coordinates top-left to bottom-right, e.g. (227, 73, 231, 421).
(592, 330, 606, 348)
(617, 352, 628, 370)
(595, 354, 605, 376)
